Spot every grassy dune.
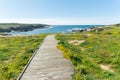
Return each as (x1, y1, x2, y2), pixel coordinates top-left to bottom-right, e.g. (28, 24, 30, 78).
(56, 25, 120, 80)
(0, 34, 46, 80)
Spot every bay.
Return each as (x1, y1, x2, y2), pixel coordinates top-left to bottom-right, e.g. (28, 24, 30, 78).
(9, 25, 102, 35)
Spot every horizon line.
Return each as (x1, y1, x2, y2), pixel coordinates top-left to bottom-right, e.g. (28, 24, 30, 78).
(0, 22, 106, 25)
(0, 18, 119, 25)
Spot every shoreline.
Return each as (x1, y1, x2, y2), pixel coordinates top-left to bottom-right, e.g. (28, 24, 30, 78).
(0, 25, 104, 36)
(0, 23, 49, 33)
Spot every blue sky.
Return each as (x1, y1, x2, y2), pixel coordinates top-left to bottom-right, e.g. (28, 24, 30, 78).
(0, 0, 120, 24)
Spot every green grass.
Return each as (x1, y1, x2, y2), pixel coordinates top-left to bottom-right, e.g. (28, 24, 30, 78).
(0, 23, 47, 29)
(0, 23, 21, 28)
(0, 34, 46, 80)
(56, 25, 120, 80)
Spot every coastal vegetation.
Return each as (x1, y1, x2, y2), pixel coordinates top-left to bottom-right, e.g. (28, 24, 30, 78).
(1, 23, 120, 80)
(0, 34, 46, 80)
(0, 23, 49, 33)
(56, 25, 120, 80)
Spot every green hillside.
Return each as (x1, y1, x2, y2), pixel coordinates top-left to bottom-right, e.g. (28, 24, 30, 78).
(56, 25, 120, 80)
(0, 34, 46, 80)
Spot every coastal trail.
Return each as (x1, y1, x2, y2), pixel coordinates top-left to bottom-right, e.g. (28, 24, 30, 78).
(19, 35, 73, 80)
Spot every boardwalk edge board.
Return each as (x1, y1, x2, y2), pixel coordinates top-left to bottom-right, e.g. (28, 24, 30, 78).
(17, 37, 46, 80)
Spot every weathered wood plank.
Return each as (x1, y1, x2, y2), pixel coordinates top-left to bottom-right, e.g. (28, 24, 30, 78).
(20, 35, 73, 80)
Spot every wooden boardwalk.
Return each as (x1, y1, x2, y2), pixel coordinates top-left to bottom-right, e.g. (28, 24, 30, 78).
(20, 35, 73, 80)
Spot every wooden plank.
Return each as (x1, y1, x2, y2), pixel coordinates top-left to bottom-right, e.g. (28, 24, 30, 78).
(20, 35, 73, 80)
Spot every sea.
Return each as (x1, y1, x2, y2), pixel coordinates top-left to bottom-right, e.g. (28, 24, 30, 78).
(9, 25, 102, 35)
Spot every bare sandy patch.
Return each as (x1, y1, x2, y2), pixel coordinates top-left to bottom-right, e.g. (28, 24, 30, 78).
(100, 64, 114, 72)
(68, 40, 85, 45)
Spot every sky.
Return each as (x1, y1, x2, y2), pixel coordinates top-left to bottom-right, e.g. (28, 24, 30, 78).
(0, 0, 120, 25)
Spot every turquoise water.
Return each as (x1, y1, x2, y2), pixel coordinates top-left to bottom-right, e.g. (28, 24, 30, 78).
(9, 25, 101, 35)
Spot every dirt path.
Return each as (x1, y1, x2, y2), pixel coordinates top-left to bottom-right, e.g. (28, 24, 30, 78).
(20, 35, 73, 80)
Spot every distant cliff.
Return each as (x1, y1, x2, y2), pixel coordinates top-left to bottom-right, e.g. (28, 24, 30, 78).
(0, 23, 49, 33)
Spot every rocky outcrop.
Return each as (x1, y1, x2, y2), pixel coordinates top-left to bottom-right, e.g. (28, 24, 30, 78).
(0, 24, 49, 32)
